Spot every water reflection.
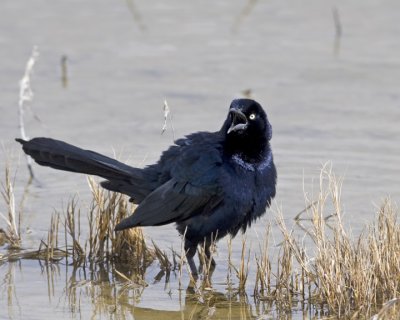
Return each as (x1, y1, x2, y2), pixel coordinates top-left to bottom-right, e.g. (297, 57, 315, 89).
(125, 0, 147, 31)
(332, 6, 342, 57)
(231, 0, 259, 34)
(0, 258, 332, 319)
(60, 55, 68, 88)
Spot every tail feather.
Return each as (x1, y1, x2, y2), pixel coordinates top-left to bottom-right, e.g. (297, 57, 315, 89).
(16, 137, 147, 200)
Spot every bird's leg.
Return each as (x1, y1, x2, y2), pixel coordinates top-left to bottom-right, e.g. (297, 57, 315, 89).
(184, 240, 198, 277)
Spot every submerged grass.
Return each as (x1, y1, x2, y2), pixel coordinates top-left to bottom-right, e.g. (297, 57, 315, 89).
(1, 162, 399, 318)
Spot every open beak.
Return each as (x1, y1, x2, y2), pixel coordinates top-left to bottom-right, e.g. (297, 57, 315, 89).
(227, 108, 248, 134)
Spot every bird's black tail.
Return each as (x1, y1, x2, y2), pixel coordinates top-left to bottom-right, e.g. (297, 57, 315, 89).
(16, 137, 141, 188)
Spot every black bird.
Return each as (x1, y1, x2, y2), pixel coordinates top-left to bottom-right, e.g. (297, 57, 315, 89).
(16, 99, 277, 274)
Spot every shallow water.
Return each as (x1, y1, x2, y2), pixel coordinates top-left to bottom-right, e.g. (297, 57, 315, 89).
(1, 0, 400, 318)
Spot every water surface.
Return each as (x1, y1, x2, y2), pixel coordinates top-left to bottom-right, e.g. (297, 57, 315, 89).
(1, 0, 399, 318)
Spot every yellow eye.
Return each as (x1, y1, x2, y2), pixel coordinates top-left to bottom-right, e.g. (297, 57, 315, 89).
(249, 113, 256, 120)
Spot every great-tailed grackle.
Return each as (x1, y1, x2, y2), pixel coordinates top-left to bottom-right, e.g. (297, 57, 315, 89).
(16, 98, 277, 274)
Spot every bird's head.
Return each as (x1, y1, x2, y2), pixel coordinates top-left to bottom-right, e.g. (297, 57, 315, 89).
(224, 99, 272, 140)
(222, 99, 272, 162)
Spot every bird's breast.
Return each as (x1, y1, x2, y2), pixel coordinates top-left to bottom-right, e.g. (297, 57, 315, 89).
(223, 153, 275, 219)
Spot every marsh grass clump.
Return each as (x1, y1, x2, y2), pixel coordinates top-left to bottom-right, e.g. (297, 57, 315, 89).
(85, 177, 149, 263)
(35, 212, 67, 261)
(0, 165, 21, 249)
(275, 166, 400, 318)
(62, 176, 156, 271)
(230, 236, 250, 294)
(0, 173, 157, 277)
(254, 225, 272, 299)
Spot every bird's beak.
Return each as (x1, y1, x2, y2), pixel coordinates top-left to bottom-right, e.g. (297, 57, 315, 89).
(227, 108, 248, 134)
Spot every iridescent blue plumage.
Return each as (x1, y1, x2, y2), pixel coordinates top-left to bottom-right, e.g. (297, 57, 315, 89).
(16, 99, 277, 274)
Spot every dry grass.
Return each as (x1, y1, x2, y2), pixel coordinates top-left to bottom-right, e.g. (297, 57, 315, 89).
(0, 165, 21, 249)
(0, 174, 156, 273)
(85, 177, 152, 264)
(254, 225, 272, 300)
(274, 166, 400, 317)
(229, 236, 250, 295)
(18, 46, 40, 179)
(60, 176, 157, 275)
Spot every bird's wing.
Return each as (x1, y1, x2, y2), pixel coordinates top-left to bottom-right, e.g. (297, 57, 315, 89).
(115, 144, 223, 230)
